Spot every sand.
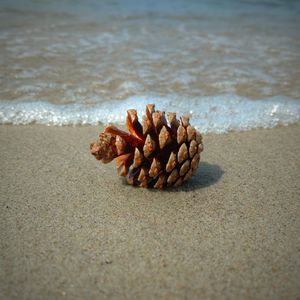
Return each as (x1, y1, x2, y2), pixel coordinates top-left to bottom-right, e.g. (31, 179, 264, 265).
(0, 125, 299, 299)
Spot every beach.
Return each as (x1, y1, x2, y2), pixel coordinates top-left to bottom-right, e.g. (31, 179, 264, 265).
(1, 0, 300, 298)
(1, 124, 299, 299)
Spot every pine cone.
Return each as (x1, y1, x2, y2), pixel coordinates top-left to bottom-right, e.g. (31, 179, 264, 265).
(90, 104, 203, 188)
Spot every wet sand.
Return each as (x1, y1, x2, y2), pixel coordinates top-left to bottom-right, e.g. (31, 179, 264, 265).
(0, 125, 299, 299)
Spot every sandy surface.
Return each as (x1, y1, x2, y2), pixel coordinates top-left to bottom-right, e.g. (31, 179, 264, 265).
(0, 125, 299, 299)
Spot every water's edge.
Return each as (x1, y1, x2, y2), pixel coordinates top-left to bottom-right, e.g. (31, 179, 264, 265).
(1, 95, 299, 133)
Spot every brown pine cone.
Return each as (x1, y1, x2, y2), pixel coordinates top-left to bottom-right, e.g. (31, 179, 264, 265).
(90, 104, 203, 188)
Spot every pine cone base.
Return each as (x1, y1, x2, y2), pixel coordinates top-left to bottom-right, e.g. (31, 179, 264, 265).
(90, 104, 203, 188)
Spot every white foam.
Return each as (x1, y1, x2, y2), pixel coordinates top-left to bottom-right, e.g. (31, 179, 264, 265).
(0, 95, 299, 133)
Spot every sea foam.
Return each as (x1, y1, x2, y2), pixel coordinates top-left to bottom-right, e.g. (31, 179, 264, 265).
(0, 95, 299, 133)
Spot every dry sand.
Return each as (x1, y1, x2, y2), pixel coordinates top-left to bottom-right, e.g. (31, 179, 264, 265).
(0, 125, 299, 299)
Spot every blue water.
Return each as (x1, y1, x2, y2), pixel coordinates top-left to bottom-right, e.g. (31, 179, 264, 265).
(0, 0, 300, 131)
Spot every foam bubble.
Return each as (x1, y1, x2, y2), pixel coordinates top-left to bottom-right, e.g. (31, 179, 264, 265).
(0, 95, 299, 133)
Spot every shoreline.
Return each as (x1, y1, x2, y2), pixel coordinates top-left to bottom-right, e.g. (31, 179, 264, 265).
(1, 124, 299, 299)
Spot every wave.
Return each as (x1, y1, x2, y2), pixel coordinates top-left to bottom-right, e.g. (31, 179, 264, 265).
(0, 95, 299, 133)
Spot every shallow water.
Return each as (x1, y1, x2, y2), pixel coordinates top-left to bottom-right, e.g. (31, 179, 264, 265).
(0, 0, 300, 132)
